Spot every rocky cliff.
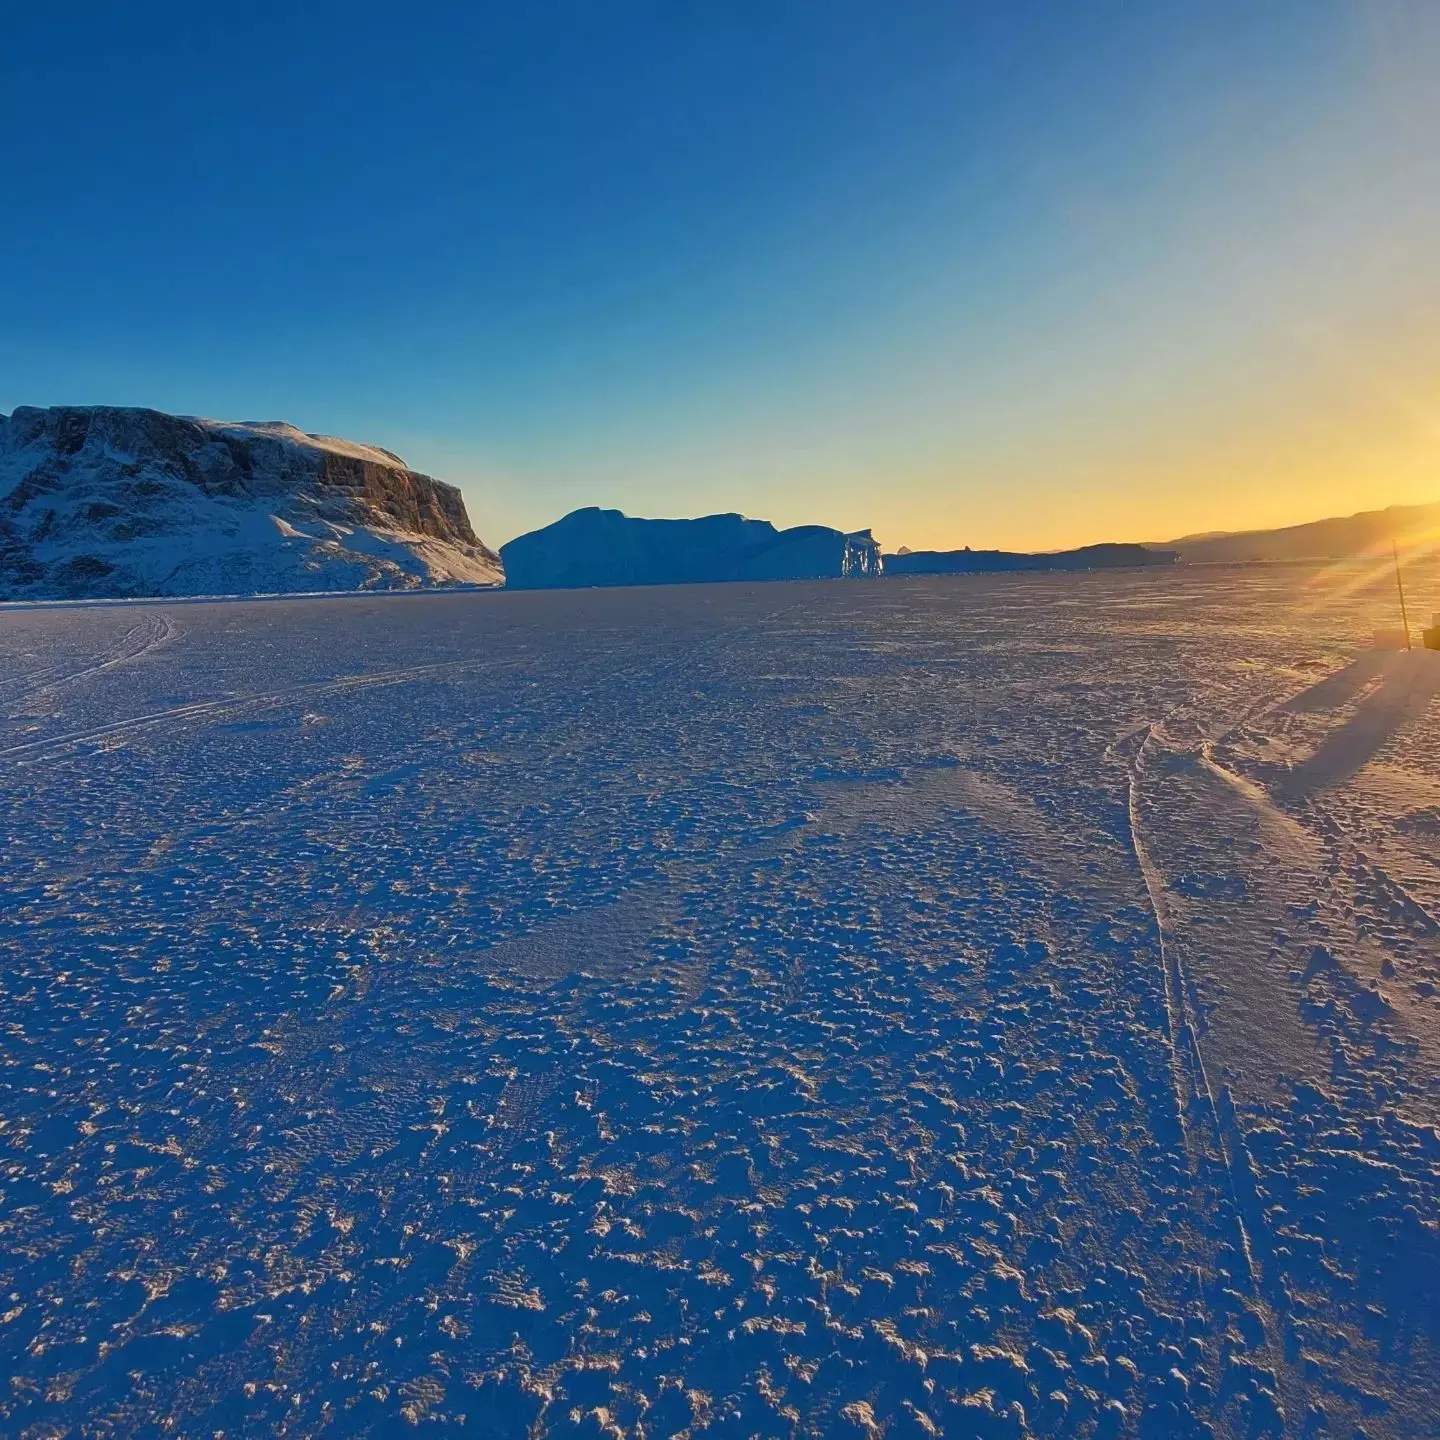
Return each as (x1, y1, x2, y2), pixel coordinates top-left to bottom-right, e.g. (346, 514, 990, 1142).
(0, 406, 502, 599)
(500, 507, 882, 589)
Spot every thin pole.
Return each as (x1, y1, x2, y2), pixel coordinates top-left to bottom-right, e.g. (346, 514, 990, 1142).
(1393, 539, 1412, 650)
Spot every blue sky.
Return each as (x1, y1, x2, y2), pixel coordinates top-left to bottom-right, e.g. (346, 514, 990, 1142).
(3, 2, 1438, 549)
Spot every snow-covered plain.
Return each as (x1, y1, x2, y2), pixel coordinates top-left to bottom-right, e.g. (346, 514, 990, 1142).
(2, 565, 1439, 1438)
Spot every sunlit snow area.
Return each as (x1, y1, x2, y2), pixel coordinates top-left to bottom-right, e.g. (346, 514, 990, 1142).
(3, 567, 1440, 1438)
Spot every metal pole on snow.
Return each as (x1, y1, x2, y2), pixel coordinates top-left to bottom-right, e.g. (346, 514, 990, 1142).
(1393, 538, 1412, 650)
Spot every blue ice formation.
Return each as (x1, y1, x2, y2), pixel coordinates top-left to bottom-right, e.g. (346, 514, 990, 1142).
(500, 507, 882, 589)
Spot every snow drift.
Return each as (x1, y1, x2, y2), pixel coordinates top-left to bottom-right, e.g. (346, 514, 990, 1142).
(0, 406, 503, 599)
(500, 506, 882, 589)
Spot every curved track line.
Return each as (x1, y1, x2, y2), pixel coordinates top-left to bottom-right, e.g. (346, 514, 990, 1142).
(0, 613, 178, 707)
(0, 654, 503, 763)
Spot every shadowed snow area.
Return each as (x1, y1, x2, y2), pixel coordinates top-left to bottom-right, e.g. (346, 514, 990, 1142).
(2, 567, 1440, 1438)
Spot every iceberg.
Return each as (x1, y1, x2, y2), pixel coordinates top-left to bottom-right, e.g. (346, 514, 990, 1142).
(501, 507, 881, 589)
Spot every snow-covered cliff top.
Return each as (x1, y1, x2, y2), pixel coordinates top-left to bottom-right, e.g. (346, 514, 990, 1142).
(201, 418, 409, 469)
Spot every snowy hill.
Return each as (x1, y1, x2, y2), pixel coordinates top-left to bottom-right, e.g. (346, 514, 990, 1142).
(886, 541, 1176, 574)
(0, 406, 503, 599)
(501, 506, 882, 589)
(1158, 500, 1440, 564)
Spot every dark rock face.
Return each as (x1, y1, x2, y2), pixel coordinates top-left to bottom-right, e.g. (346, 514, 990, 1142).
(499, 507, 882, 590)
(308, 448, 478, 544)
(0, 406, 502, 599)
(884, 542, 1177, 575)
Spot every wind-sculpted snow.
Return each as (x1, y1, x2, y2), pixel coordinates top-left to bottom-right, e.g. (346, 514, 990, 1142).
(2, 565, 1439, 1438)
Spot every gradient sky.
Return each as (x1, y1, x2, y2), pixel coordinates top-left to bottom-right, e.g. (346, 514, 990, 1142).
(3, 2, 1438, 551)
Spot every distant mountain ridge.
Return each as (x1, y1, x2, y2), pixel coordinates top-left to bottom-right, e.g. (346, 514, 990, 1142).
(886, 541, 1175, 575)
(8, 404, 1431, 601)
(0, 405, 502, 600)
(501, 507, 882, 589)
(1155, 501, 1440, 564)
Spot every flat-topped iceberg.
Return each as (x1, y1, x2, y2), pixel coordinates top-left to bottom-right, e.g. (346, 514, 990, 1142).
(500, 507, 881, 589)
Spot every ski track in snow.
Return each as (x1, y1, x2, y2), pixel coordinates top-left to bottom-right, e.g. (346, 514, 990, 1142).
(2, 570, 1439, 1439)
(0, 611, 178, 706)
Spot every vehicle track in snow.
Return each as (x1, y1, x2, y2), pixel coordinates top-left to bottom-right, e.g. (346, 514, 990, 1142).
(4, 570, 1438, 1438)
(0, 654, 513, 763)
(0, 611, 178, 709)
(1123, 724, 1304, 1436)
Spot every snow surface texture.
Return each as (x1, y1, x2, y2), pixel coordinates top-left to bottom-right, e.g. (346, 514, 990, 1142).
(3, 565, 1440, 1438)
(500, 507, 882, 588)
(0, 406, 503, 599)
